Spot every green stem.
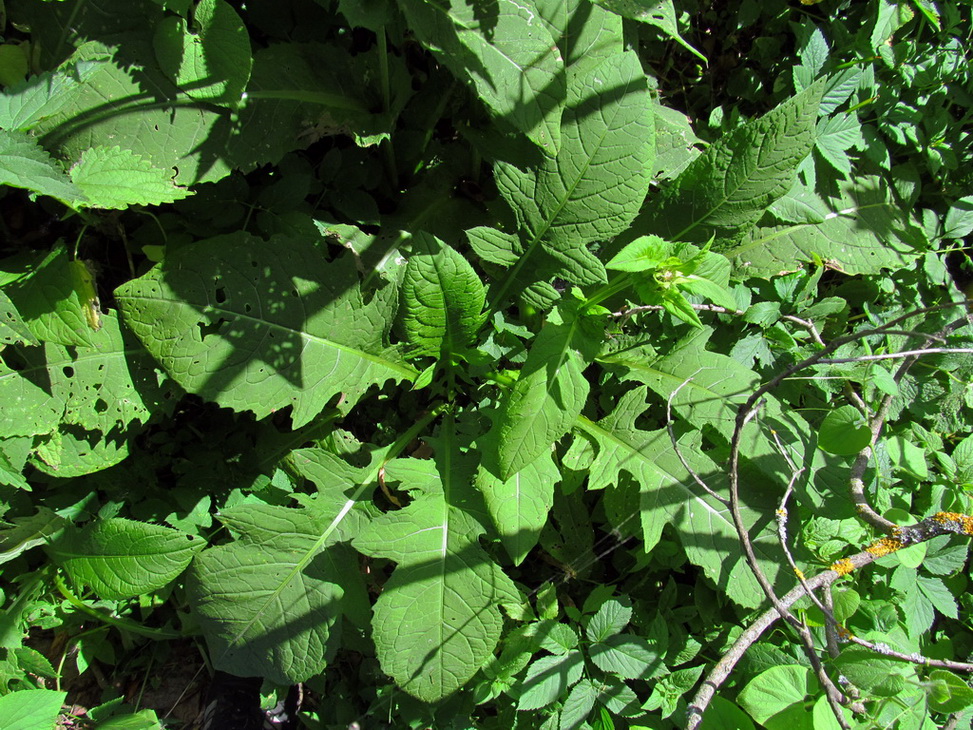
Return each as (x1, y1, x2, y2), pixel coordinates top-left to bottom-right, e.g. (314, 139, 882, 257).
(377, 26, 398, 189)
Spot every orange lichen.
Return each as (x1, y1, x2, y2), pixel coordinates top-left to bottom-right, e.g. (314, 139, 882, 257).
(831, 558, 855, 576)
(865, 536, 902, 557)
(836, 625, 854, 641)
(933, 512, 973, 535)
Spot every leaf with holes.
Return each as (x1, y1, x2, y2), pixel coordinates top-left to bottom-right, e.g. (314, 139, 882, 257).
(114, 231, 415, 427)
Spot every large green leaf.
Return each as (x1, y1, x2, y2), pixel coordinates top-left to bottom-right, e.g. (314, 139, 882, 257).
(47, 518, 203, 600)
(114, 232, 414, 427)
(727, 176, 924, 276)
(534, 0, 623, 76)
(591, 0, 705, 61)
(187, 502, 368, 684)
(398, 0, 565, 153)
(69, 145, 191, 209)
(493, 50, 654, 299)
(575, 388, 781, 609)
(0, 61, 102, 132)
(636, 80, 824, 246)
(353, 436, 519, 702)
(0, 129, 87, 208)
(489, 299, 601, 480)
(400, 232, 486, 357)
(0, 289, 37, 346)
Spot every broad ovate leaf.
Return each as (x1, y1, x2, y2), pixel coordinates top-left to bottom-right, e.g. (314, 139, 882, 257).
(114, 232, 415, 427)
(0, 129, 87, 208)
(638, 79, 824, 246)
(187, 502, 368, 685)
(398, 0, 565, 153)
(70, 145, 191, 209)
(153, 0, 251, 102)
(400, 232, 486, 357)
(47, 518, 203, 600)
(354, 445, 518, 702)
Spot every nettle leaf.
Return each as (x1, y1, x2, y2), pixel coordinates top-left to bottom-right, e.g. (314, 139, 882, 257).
(575, 387, 782, 609)
(586, 598, 632, 642)
(489, 299, 601, 480)
(4, 247, 99, 347)
(353, 436, 519, 702)
(476, 449, 558, 566)
(814, 113, 864, 178)
(153, 0, 252, 103)
(115, 232, 415, 427)
(589, 633, 663, 679)
(493, 51, 654, 299)
(729, 176, 924, 276)
(47, 518, 203, 600)
(516, 650, 585, 711)
(0, 130, 87, 208)
(70, 146, 191, 209)
(32, 425, 132, 478)
(398, 0, 565, 153)
(0, 507, 67, 565)
(400, 232, 486, 358)
(637, 79, 824, 246)
(0, 61, 102, 132)
(188, 502, 368, 684)
(560, 678, 599, 730)
(592, 0, 705, 62)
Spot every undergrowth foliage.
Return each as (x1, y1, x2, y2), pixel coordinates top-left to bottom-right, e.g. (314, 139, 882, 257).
(0, 0, 972, 728)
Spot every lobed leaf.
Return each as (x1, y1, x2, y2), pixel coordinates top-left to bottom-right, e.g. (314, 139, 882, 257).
(114, 232, 414, 427)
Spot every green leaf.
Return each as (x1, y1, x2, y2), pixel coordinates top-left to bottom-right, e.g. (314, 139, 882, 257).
(114, 232, 415, 427)
(476, 449, 558, 566)
(0, 61, 102, 131)
(516, 650, 585, 711)
(48, 518, 203, 600)
(400, 232, 486, 357)
(398, 0, 565, 153)
(69, 145, 191, 209)
(917, 575, 958, 620)
(0, 289, 38, 346)
(0, 689, 67, 730)
(832, 645, 907, 696)
(0, 508, 67, 565)
(589, 633, 662, 679)
(492, 50, 654, 301)
(738, 665, 813, 726)
(353, 439, 519, 702)
(153, 0, 251, 102)
(814, 113, 863, 178)
(467, 227, 523, 267)
(728, 176, 923, 277)
(4, 244, 99, 348)
(560, 678, 599, 730)
(491, 301, 598, 479)
(943, 196, 973, 239)
(188, 502, 367, 684)
(0, 359, 62, 439)
(817, 405, 870, 455)
(575, 387, 782, 609)
(927, 669, 973, 714)
(0, 129, 87, 207)
(586, 598, 631, 642)
(592, 0, 705, 62)
(699, 696, 756, 730)
(605, 235, 671, 273)
(637, 79, 824, 246)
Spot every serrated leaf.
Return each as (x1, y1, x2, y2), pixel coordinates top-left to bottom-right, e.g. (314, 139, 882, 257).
(637, 79, 824, 246)
(586, 598, 631, 642)
(0, 689, 67, 730)
(400, 232, 486, 357)
(4, 246, 99, 347)
(729, 176, 922, 276)
(0, 508, 67, 565)
(70, 145, 191, 209)
(399, 0, 564, 153)
(188, 502, 367, 684)
(575, 386, 786, 609)
(31, 425, 131, 478)
(0, 129, 87, 207)
(814, 113, 863, 177)
(592, 0, 705, 61)
(477, 449, 558, 566)
(494, 51, 653, 300)
(0, 61, 102, 131)
(353, 435, 519, 702)
(516, 650, 584, 711)
(491, 302, 598, 479)
(943, 196, 973, 239)
(467, 227, 523, 267)
(14, 310, 172, 434)
(153, 0, 251, 102)
(48, 518, 203, 600)
(589, 633, 662, 679)
(560, 679, 598, 730)
(0, 290, 38, 346)
(917, 575, 958, 619)
(114, 232, 415, 427)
